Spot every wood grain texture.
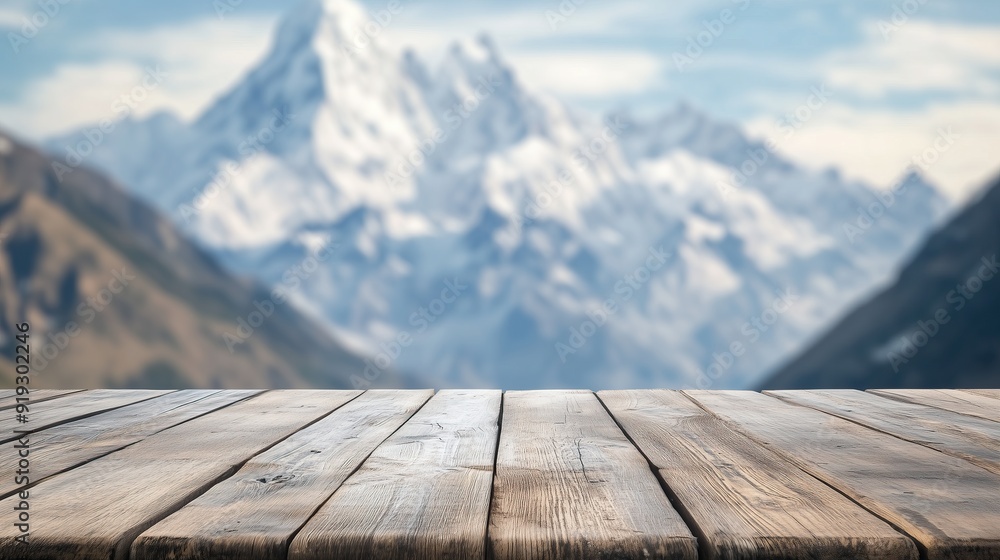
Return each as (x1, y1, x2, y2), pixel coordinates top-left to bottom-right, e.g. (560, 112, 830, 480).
(133, 390, 433, 560)
(0, 389, 173, 443)
(0, 389, 260, 499)
(963, 389, 1000, 399)
(599, 390, 917, 560)
(489, 390, 697, 560)
(0, 389, 84, 410)
(290, 390, 501, 560)
(769, 389, 1000, 476)
(687, 390, 1000, 560)
(869, 389, 1000, 423)
(0, 390, 361, 560)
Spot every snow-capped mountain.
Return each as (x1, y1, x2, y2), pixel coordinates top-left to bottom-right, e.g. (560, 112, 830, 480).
(46, 0, 949, 389)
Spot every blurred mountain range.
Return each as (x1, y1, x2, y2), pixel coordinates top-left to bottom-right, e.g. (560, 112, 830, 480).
(0, 130, 405, 389)
(763, 174, 1000, 389)
(40, 0, 949, 389)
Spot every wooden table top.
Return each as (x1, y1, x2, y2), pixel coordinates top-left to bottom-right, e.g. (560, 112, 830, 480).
(0, 388, 998, 559)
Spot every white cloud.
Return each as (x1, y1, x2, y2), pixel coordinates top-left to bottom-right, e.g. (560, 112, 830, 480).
(738, 19, 1000, 203)
(2, 3, 997, 202)
(0, 1, 29, 28)
(0, 14, 276, 139)
(0, 61, 143, 136)
(93, 15, 277, 116)
(0, 9, 26, 28)
(383, 0, 703, 68)
(378, 1, 684, 101)
(385, 0, 704, 98)
(824, 20, 1000, 98)
(506, 50, 663, 97)
(746, 101, 1000, 202)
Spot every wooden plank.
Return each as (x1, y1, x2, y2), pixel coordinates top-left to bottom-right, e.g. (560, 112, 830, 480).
(489, 390, 697, 560)
(0, 390, 361, 560)
(0, 389, 261, 499)
(133, 390, 433, 560)
(687, 390, 1000, 559)
(869, 389, 1000, 423)
(0, 389, 84, 410)
(0, 389, 173, 442)
(769, 389, 1000, 476)
(289, 390, 501, 560)
(599, 390, 918, 560)
(961, 389, 1000, 400)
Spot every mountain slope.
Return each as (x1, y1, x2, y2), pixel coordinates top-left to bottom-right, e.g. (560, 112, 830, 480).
(762, 174, 1000, 389)
(44, 0, 948, 389)
(0, 130, 382, 389)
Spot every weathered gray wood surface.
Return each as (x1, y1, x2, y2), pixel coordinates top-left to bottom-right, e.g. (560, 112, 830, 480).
(0, 388, 997, 560)
(769, 389, 1000, 476)
(0, 389, 172, 443)
(688, 390, 1000, 559)
(0, 390, 361, 560)
(0, 389, 83, 410)
(869, 389, 1000, 423)
(0, 389, 259, 499)
(600, 390, 917, 560)
(290, 390, 501, 560)
(489, 390, 698, 560)
(134, 390, 432, 560)
(963, 389, 1000, 399)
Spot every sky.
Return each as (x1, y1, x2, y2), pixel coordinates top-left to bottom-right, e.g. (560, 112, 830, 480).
(1, 0, 998, 201)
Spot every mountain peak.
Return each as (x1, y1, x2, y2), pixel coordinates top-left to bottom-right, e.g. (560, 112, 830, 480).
(447, 33, 501, 64)
(44, 1, 948, 392)
(666, 98, 704, 119)
(896, 166, 933, 190)
(894, 166, 948, 218)
(303, 0, 370, 27)
(439, 33, 514, 84)
(275, 0, 382, 55)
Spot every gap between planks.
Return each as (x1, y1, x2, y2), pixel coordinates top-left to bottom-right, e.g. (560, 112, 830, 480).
(0, 390, 368, 560)
(867, 389, 1000, 424)
(0, 389, 262, 499)
(133, 389, 436, 560)
(767, 389, 1000, 477)
(599, 389, 917, 560)
(0, 389, 85, 411)
(687, 390, 1000, 560)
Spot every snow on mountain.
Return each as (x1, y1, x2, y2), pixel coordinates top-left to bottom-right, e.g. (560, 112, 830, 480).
(45, 0, 950, 389)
